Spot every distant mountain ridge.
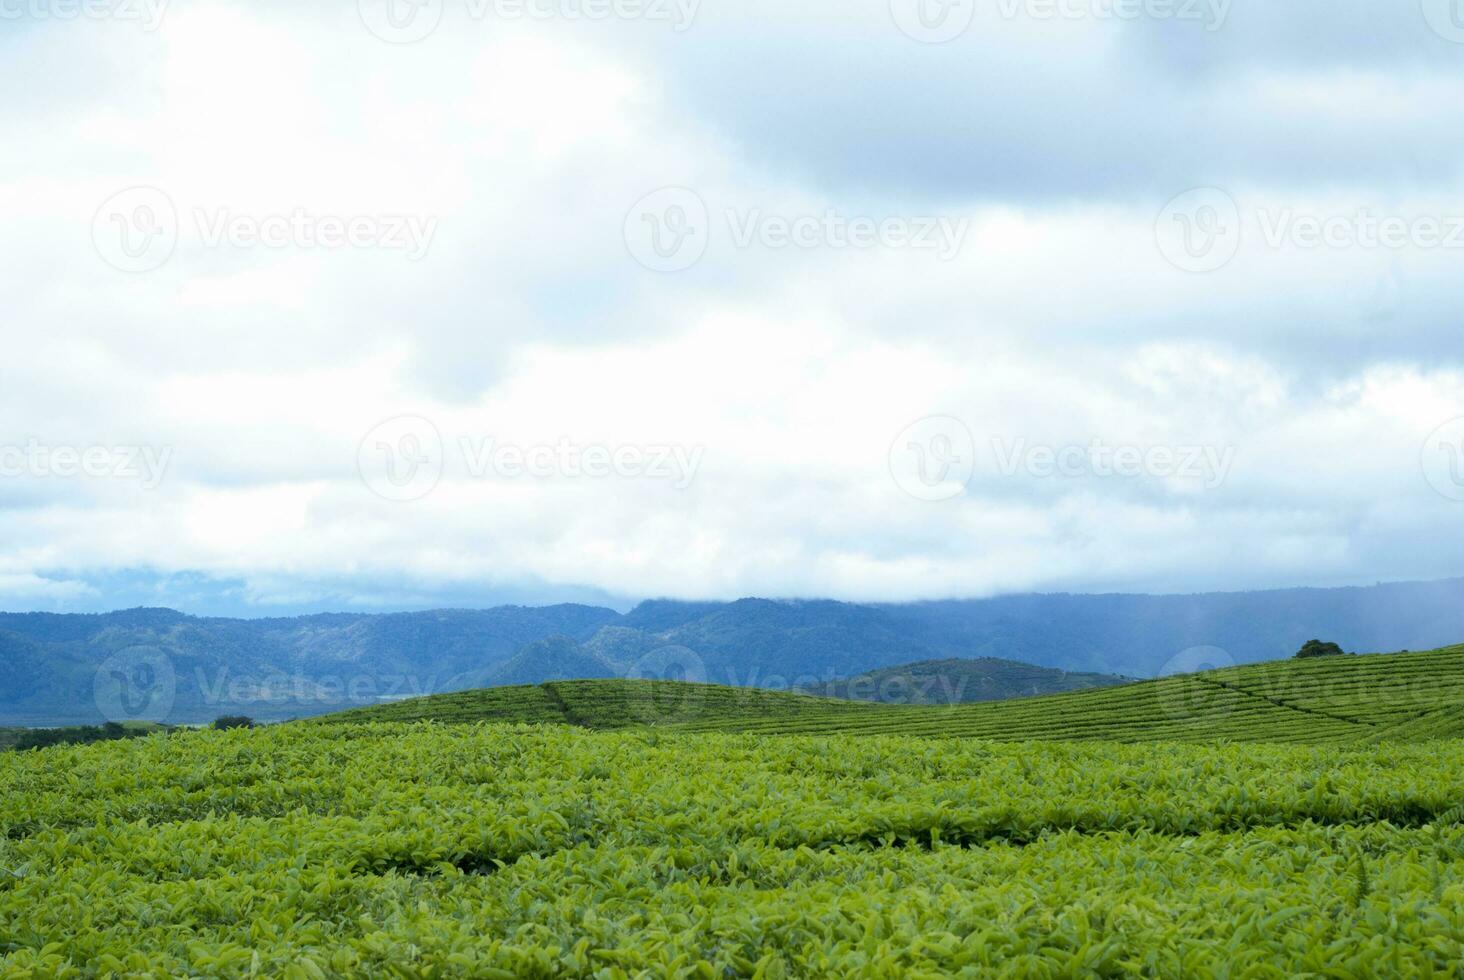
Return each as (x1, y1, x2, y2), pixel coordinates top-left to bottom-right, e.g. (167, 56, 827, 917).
(3, 577, 1463, 725)
(481, 636, 617, 688)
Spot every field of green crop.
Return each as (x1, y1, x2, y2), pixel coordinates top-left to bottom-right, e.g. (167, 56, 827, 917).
(8, 647, 1464, 975)
(3, 724, 1464, 975)
(319, 644, 1464, 745)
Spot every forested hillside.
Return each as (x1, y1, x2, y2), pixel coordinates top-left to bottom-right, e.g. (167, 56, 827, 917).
(4, 578, 1463, 725)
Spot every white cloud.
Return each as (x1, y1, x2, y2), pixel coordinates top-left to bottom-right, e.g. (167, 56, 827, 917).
(1, 0, 1462, 612)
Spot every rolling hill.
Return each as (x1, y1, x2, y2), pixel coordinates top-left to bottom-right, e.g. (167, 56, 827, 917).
(317, 642, 1464, 744)
(799, 657, 1132, 704)
(6, 576, 1464, 725)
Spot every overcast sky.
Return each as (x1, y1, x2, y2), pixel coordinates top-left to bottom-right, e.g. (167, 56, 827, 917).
(2, 0, 1463, 614)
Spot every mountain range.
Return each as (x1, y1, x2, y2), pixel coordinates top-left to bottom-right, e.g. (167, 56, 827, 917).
(2, 576, 1463, 725)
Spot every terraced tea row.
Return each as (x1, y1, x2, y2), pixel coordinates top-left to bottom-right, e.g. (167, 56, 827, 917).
(4, 725, 1464, 975)
(319, 643, 1464, 744)
(666, 676, 1369, 743)
(1207, 644, 1464, 728)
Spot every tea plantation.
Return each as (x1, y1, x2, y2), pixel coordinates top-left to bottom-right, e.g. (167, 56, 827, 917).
(5, 645, 1464, 975)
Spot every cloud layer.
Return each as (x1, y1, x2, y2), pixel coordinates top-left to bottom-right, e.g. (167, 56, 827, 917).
(2, 0, 1463, 612)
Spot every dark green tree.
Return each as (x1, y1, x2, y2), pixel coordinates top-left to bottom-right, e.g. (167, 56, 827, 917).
(1294, 639, 1346, 659)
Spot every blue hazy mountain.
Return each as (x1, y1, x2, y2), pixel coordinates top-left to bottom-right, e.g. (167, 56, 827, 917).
(2, 578, 1462, 725)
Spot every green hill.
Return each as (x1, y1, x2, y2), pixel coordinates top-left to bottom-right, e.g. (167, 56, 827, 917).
(798, 656, 1132, 704)
(318, 642, 1464, 743)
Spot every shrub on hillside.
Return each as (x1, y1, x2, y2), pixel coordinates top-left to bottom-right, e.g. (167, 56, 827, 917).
(1294, 639, 1346, 659)
(12, 722, 139, 752)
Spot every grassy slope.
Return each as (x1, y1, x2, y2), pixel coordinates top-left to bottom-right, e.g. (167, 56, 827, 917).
(8, 726, 1464, 974)
(315, 643, 1464, 744)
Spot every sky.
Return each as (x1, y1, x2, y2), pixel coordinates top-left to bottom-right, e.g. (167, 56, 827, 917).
(2, 0, 1463, 615)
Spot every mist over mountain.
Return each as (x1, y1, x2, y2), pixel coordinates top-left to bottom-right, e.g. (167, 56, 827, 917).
(2, 578, 1462, 726)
